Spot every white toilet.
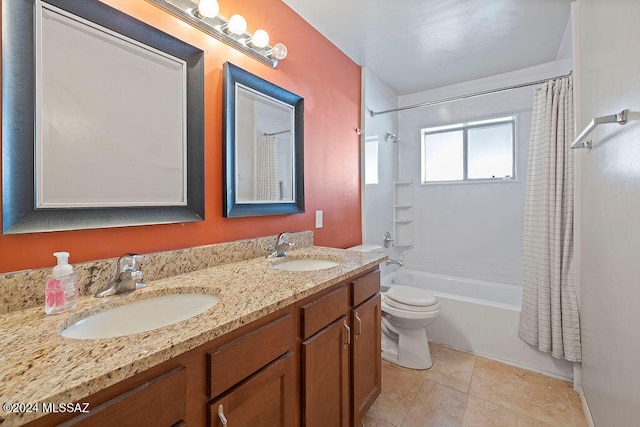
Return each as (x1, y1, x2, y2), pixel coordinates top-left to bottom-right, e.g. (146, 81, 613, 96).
(347, 243, 440, 370)
(381, 285, 440, 369)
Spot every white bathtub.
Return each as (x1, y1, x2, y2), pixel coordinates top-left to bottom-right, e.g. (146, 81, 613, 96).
(382, 269, 573, 380)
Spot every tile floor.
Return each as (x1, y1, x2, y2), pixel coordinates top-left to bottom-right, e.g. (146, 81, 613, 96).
(364, 343, 588, 427)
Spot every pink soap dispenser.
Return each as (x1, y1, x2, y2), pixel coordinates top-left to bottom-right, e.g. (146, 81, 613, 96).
(45, 252, 79, 315)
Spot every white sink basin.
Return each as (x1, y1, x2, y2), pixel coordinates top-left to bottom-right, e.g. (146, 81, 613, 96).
(61, 293, 219, 339)
(273, 258, 340, 271)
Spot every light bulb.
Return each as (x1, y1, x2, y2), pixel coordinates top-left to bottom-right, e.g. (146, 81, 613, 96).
(272, 43, 287, 60)
(228, 15, 247, 35)
(252, 29, 269, 48)
(197, 0, 219, 18)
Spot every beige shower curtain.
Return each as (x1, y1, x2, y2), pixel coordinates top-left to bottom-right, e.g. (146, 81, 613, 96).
(518, 75, 581, 362)
(257, 134, 280, 200)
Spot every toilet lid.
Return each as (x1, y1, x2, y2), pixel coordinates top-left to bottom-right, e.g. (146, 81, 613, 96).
(347, 244, 383, 253)
(386, 285, 438, 309)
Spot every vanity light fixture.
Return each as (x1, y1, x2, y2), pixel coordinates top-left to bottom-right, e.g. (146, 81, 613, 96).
(227, 14, 247, 35)
(193, 0, 218, 18)
(146, 0, 288, 68)
(251, 29, 270, 48)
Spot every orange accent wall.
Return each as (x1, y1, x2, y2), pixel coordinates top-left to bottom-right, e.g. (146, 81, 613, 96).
(0, 0, 362, 273)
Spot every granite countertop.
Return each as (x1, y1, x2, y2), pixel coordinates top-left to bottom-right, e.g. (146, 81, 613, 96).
(0, 246, 386, 426)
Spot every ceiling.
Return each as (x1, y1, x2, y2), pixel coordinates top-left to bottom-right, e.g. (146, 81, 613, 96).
(282, 0, 573, 95)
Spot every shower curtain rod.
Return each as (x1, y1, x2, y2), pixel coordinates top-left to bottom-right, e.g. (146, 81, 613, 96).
(368, 71, 573, 118)
(264, 129, 291, 136)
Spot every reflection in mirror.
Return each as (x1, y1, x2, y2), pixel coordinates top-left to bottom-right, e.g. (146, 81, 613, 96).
(236, 86, 294, 203)
(223, 62, 304, 217)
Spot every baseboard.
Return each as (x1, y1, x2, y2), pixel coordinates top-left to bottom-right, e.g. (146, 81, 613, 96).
(581, 395, 595, 427)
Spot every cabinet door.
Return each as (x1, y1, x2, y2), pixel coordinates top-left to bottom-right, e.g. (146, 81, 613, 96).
(352, 294, 382, 425)
(301, 316, 350, 427)
(209, 353, 295, 427)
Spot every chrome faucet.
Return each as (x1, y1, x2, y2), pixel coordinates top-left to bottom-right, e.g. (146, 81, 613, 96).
(95, 254, 146, 297)
(267, 232, 295, 258)
(386, 259, 404, 267)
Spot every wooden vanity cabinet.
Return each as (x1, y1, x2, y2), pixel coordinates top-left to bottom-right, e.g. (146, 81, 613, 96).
(350, 271, 382, 425)
(298, 268, 382, 427)
(56, 365, 188, 427)
(208, 352, 295, 427)
(24, 359, 193, 427)
(300, 286, 351, 427)
(206, 313, 296, 426)
(26, 267, 381, 427)
(26, 307, 295, 427)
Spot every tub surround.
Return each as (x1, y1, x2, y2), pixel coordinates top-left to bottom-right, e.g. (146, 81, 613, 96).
(0, 234, 385, 426)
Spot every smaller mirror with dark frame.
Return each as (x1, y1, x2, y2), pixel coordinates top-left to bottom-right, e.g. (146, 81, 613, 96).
(223, 62, 304, 218)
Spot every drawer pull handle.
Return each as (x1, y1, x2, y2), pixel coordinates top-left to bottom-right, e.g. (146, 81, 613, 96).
(343, 320, 351, 346)
(218, 404, 228, 426)
(355, 312, 362, 338)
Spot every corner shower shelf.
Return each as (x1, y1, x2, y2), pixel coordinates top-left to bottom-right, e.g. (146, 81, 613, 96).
(393, 181, 414, 249)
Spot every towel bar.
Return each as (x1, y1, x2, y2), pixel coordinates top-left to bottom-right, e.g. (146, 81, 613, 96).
(570, 109, 629, 149)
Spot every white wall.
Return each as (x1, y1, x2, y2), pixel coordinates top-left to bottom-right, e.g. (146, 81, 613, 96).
(362, 69, 398, 250)
(574, 1, 640, 425)
(397, 60, 572, 285)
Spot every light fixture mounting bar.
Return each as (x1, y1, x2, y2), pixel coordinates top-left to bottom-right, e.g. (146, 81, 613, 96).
(146, 0, 279, 68)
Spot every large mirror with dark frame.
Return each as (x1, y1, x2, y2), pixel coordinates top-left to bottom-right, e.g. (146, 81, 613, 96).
(1, 0, 205, 234)
(223, 62, 304, 218)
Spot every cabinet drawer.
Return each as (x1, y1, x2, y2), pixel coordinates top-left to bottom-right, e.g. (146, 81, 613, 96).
(62, 366, 187, 427)
(301, 286, 349, 339)
(209, 353, 295, 427)
(351, 270, 380, 307)
(208, 314, 294, 398)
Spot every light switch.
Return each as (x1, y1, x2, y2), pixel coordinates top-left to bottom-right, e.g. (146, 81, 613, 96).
(315, 210, 323, 228)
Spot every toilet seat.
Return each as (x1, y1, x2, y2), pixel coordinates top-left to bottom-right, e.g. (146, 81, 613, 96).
(385, 285, 439, 312)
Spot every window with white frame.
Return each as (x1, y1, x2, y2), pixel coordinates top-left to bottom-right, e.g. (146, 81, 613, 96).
(364, 136, 379, 184)
(421, 116, 515, 183)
